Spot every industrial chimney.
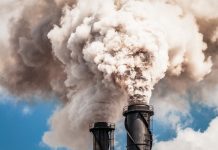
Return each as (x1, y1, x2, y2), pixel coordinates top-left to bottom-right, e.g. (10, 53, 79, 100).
(90, 122, 115, 150)
(123, 104, 154, 150)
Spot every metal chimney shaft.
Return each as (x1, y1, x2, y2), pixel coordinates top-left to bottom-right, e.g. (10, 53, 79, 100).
(90, 122, 115, 150)
(123, 104, 154, 150)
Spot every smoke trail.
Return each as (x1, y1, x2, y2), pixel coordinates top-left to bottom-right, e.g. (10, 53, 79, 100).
(0, 0, 218, 149)
(0, 0, 67, 100)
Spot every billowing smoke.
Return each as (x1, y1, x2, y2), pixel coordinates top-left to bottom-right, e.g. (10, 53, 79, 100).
(0, 0, 218, 149)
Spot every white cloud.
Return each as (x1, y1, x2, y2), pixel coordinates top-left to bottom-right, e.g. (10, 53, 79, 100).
(153, 117, 218, 150)
(22, 106, 32, 115)
(0, 87, 10, 103)
(151, 92, 191, 129)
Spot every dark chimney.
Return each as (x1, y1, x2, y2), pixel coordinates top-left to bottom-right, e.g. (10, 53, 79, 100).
(123, 104, 154, 150)
(90, 122, 115, 150)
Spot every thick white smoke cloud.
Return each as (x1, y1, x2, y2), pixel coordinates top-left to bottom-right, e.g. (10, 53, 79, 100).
(0, 0, 218, 150)
(153, 117, 218, 150)
(150, 0, 218, 129)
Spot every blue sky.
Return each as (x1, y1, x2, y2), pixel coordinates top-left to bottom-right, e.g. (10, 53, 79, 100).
(0, 99, 54, 150)
(0, 95, 217, 150)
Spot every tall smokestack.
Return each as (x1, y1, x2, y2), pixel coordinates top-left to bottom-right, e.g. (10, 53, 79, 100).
(90, 122, 115, 150)
(123, 104, 154, 150)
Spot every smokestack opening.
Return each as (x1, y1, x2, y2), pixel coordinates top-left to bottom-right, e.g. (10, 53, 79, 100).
(90, 122, 115, 150)
(123, 104, 154, 150)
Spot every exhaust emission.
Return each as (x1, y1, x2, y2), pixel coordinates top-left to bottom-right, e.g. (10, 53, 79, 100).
(1, 0, 217, 150)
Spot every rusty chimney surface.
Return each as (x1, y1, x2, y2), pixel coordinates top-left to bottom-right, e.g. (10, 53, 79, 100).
(123, 104, 154, 150)
(90, 122, 115, 150)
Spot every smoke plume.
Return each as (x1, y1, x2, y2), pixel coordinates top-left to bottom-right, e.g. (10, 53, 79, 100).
(0, 0, 218, 149)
